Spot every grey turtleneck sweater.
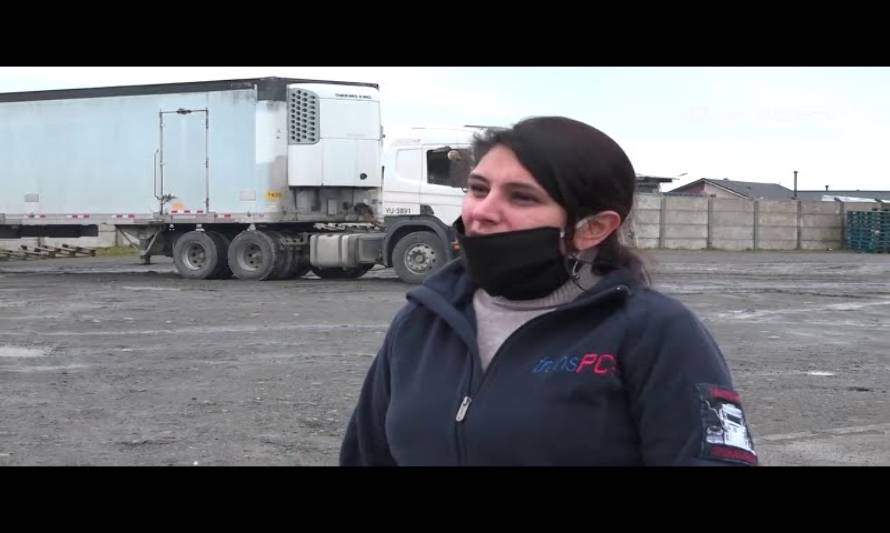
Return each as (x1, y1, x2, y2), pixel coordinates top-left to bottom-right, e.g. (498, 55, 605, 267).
(473, 266, 601, 372)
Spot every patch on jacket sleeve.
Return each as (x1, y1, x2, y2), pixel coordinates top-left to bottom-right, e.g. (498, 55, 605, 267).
(696, 384, 758, 465)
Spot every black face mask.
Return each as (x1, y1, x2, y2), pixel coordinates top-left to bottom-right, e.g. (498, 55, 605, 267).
(455, 218, 570, 300)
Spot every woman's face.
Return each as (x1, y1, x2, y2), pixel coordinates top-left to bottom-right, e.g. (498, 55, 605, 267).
(461, 145, 567, 237)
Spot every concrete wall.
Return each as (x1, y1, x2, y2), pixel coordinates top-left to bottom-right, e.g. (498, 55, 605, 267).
(757, 200, 798, 250)
(630, 193, 662, 249)
(712, 198, 754, 250)
(629, 195, 869, 251)
(800, 201, 842, 250)
(662, 196, 708, 249)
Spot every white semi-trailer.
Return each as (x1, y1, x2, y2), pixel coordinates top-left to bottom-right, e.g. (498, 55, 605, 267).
(0, 77, 476, 283)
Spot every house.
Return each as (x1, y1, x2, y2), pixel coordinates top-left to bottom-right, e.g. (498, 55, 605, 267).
(667, 178, 795, 200)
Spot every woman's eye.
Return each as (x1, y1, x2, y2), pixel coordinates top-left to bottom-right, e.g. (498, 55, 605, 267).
(512, 192, 539, 204)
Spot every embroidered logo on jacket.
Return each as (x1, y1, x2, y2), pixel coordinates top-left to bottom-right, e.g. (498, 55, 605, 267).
(531, 353, 618, 376)
(697, 384, 757, 465)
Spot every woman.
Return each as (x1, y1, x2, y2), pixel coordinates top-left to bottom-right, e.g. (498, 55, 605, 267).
(340, 116, 757, 466)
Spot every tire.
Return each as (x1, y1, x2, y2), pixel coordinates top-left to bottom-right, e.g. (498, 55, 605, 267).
(310, 264, 373, 279)
(279, 247, 300, 279)
(292, 248, 312, 279)
(227, 230, 281, 281)
(172, 230, 227, 280)
(391, 231, 446, 284)
(205, 231, 232, 279)
(266, 231, 297, 280)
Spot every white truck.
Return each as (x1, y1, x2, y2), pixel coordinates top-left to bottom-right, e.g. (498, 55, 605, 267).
(0, 77, 476, 284)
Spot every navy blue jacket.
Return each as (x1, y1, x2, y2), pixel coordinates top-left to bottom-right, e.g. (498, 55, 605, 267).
(340, 260, 757, 466)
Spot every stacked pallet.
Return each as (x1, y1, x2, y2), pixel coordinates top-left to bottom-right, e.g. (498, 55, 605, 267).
(847, 208, 890, 253)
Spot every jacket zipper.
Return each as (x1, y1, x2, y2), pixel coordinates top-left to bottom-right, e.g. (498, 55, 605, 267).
(452, 284, 629, 464)
(454, 349, 475, 464)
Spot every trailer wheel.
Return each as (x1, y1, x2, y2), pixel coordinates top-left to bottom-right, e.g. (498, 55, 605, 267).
(172, 230, 226, 280)
(278, 247, 301, 279)
(392, 231, 446, 284)
(205, 231, 233, 279)
(265, 231, 297, 280)
(292, 248, 312, 279)
(310, 265, 373, 279)
(227, 230, 281, 281)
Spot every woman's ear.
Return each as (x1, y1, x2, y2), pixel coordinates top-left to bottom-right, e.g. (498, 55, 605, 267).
(572, 211, 622, 251)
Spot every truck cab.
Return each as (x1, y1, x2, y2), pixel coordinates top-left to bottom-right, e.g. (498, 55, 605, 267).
(377, 127, 477, 282)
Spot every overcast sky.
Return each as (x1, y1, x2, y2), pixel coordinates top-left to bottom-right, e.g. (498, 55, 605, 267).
(2, 66, 888, 192)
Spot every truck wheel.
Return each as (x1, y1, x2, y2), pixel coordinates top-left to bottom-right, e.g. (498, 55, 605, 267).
(392, 231, 446, 284)
(227, 230, 281, 281)
(310, 265, 373, 279)
(293, 248, 312, 279)
(172, 230, 226, 280)
(279, 247, 301, 279)
(205, 231, 233, 279)
(266, 231, 297, 280)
